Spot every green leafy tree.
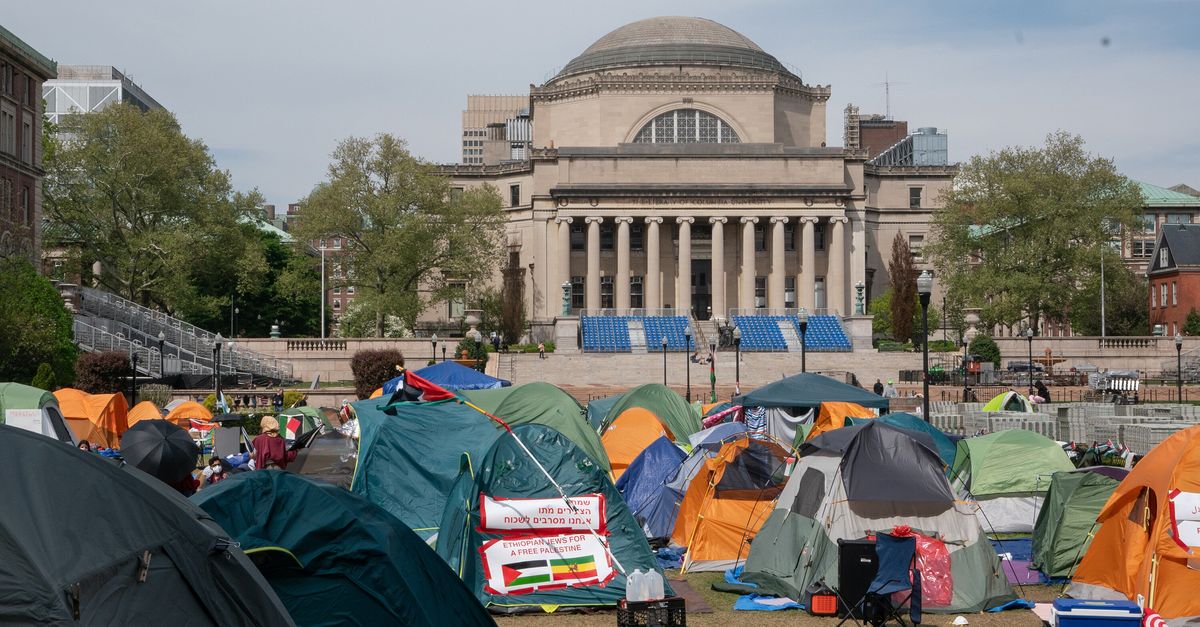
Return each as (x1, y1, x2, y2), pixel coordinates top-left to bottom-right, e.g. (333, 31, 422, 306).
(30, 363, 57, 391)
(868, 287, 941, 344)
(1068, 258, 1150, 336)
(1184, 308, 1200, 337)
(888, 233, 917, 343)
(968, 334, 1001, 368)
(43, 103, 267, 323)
(0, 259, 77, 385)
(927, 131, 1143, 330)
(298, 134, 507, 337)
(456, 337, 488, 370)
(350, 349, 405, 399)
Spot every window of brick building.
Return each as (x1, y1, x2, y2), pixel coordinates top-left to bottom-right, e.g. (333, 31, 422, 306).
(571, 276, 584, 310)
(600, 221, 615, 251)
(754, 277, 766, 309)
(509, 184, 520, 207)
(600, 276, 614, 308)
(909, 187, 923, 208)
(784, 221, 795, 251)
(630, 276, 643, 308)
(570, 224, 585, 251)
(754, 223, 766, 251)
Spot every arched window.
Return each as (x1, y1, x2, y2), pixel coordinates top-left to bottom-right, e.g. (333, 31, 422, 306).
(633, 109, 740, 144)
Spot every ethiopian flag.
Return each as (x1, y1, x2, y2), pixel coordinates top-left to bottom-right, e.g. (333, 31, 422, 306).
(502, 556, 599, 587)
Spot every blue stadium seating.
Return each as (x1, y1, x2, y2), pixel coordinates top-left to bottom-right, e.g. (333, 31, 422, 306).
(795, 315, 852, 351)
(643, 316, 690, 351)
(580, 314, 692, 352)
(731, 313, 852, 352)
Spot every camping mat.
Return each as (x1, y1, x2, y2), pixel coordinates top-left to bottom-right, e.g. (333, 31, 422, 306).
(711, 566, 760, 595)
(667, 578, 713, 614)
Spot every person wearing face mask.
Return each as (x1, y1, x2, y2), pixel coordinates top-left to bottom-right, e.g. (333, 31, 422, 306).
(77, 440, 93, 453)
(202, 457, 228, 487)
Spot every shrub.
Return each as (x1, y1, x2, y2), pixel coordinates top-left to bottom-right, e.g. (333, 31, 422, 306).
(928, 339, 958, 353)
(30, 363, 57, 391)
(283, 390, 305, 409)
(74, 351, 131, 394)
(202, 393, 217, 413)
(455, 338, 488, 370)
(876, 340, 913, 353)
(968, 334, 1001, 368)
(0, 258, 77, 386)
(350, 349, 405, 399)
(138, 384, 173, 407)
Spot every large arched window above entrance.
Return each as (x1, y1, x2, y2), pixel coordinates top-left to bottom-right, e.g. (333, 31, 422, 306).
(632, 109, 740, 144)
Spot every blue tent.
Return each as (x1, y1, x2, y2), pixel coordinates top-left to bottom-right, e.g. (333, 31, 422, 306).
(615, 437, 687, 540)
(850, 412, 957, 469)
(381, 361, 510, 395)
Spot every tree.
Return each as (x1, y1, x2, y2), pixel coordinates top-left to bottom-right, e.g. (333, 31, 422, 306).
(1068, 258, 1149, 336)
(968, 334, 1001, 368)
(350, 349, 405, 399)
(868, 287, 941, 344)
(74, 351, 131, 394)
(298, 134, 507, 337)
(1184, 308, 1200, 337)
(888, 233, 917, 343)
(30, 363, 57, 391)
(927, 131, 1143, 330)
(43, 103, 268, 323)
(0, 258, 77, 386)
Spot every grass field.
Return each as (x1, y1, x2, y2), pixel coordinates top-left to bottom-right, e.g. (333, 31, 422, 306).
(494, 571, 1059, 626)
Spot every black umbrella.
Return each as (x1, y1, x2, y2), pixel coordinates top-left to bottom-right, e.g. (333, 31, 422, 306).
(120, 420, 199, 483)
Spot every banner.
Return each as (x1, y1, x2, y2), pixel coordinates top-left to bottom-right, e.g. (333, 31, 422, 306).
(479, 494, 606, 535)
(480, 533, 615, 595)
(1169, 489, 1200, 550)
(4, 409, 41, 434)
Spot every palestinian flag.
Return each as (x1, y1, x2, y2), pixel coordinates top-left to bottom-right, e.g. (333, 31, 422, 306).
(394, 369, 456, 403)
(284, 416, 302, 440)
(502, 556, 600, 588)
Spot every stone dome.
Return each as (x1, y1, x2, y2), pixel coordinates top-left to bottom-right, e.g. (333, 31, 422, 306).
(556, 16, 794, 80)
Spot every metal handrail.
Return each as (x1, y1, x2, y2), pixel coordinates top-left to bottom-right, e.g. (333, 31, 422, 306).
(727, 307, 841, 317)
(579, 308, 685, 318)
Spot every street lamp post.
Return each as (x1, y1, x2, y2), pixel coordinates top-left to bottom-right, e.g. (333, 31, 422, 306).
(798, 308, 809, 374)
(1026, 327, 1035, 394)
(441, 346, 447, 362)
(319, 246, 327, 340)
(1177, 333, 1184, 404)
(213, 333, 224, 409)
(684, 326, 693, 402)
(661, 336, 668, 386)
(709, 341, 717, 402)
(962, 338, 970, 403)
(431, 334, 439, 363)
(157, 331, 166, 375)
(917, 270, 933, 422)
(129, 344, 139, 406)
(733, 326, 742, 398)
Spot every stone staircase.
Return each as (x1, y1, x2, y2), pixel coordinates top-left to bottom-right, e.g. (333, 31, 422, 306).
(628, 319, 648, 352)
(778, 320, 801, 351)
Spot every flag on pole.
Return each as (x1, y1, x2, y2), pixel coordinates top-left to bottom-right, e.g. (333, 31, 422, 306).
(394, 369, 456, 402)
(216, 392, 230, 413)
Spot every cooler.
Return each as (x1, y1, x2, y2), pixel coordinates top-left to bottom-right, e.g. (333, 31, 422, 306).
(1052, 599, 1141, 627)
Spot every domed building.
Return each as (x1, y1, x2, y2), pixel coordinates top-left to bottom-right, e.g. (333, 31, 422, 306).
(441, 16, 953, 349)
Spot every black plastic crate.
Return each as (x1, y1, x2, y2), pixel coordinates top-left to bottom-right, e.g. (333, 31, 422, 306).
(617, 596, 686, 627)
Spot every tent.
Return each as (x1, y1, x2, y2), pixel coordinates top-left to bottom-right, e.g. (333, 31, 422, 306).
(193, 471, 493, 627)
(630, 427, 738, 542)
(734, 372, 889, 410)
(982, 391, 1035, 413)
(163, 400, 212, 428)
(413, 360, 511, 390)
(850, 412, 957, 469)
(0, 425, 292, 626)
(599, 384, 700, 444)
(53, 388, 129, 449)
(615, 436, 687, 541)
(807, 401, 875, 440)
(951, 429, 1075, 533)
(463, 382, 610, 474)
(436, 423, 668, 612)
(351, 399, 505, 540)
(1069, 425, 1200, 620)
(127, 400, 164, 426)
(279, 406, 323, 439)
(672, 436, 790, 572)
(1030, 467, 1126, 578)
(586, 394, 621, 430)
(602, 407, 677, 480)
(743, 421, 1016, 613)
(0, 382, 74, 443)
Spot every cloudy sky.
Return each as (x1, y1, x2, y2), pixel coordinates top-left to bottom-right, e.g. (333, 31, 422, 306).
(9, 0, 1199, 204)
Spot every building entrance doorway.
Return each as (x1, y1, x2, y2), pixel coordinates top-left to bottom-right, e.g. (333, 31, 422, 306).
(692, 259, 712, 320)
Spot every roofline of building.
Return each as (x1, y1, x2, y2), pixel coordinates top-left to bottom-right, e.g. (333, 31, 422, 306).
(48, 65, 166, 111)
(0, 25, 57, 78)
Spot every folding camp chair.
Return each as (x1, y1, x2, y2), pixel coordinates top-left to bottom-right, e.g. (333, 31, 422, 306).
(838, 533, 922, 627)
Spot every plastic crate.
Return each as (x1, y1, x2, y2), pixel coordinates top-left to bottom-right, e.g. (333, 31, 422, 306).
(617, 597, 686, 627)
(1052, 598, 1140, 626)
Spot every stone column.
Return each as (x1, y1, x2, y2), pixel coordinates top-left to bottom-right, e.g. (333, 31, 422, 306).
(740, 217, 758, 310)
(799, 217, 818, 310)
(645, 217, 662, 310)
(827, 217, 848, 316)
(585, 217, 602, 310)
(769, 217, 787, 309)
(709, 217, 727, 320)
(615, 216, 633, 310)
(556, 217, 573, 310)
(676, 217, 694, 315)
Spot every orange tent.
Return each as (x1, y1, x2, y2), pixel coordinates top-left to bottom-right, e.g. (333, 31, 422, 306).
(601, 407, 673, 480)
(1071, 425, 1200, 619)
(164, 400, 212, 428)
(53, 388, 129, 449)
(127, 401, 163, 426)
(673, 436, 790, 572)
(806, 401, 874, 441)
(370, 388, 384, 399)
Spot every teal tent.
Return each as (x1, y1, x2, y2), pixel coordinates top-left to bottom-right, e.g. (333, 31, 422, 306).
(586, 394, 622, 430)
(351, 399, 505, 539)
(194, 471, 494, 627)
(437, 424, 668, 613)
(735, 372, 889, 410)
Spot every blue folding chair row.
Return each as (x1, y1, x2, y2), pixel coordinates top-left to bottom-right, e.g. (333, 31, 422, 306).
(731, 315, 788, 352)
(580, 315, 694, 352)
(793, 315, 852, 351)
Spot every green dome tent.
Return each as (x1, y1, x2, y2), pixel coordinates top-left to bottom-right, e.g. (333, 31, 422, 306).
(437, 424, 668, 613)
(982, 391, 1036, 413)
(0, 382, 74, 443)
(0, 425, 292, 626)
(1030, 467, 1127, 578)
(600, 383, 701, 443)
(951, 429, 1075, 533)
(463, 382, 610, 474)
(194, 471, 494, 627)
(586, 394, 622, 430)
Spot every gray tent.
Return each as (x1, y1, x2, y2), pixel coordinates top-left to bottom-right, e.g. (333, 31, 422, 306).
(0, 425, 294, 626)
(744, 421, 1015, 614)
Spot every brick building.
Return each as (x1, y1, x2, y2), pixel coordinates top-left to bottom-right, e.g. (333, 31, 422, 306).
(0, 25, 55, 266)
(1148, 223, 1200, 336)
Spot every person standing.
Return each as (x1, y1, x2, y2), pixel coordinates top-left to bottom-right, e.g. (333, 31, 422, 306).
(252, 416, 298, 470)
(272, 389, 284, 412)
(882, 380, 899, 398)
(1035, 380, 1051, 403)
(537, 342, 546, 360)
(872, 379, 884, 395)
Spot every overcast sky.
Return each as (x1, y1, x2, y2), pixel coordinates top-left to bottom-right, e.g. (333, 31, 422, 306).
(9, 0, 1199, 204)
